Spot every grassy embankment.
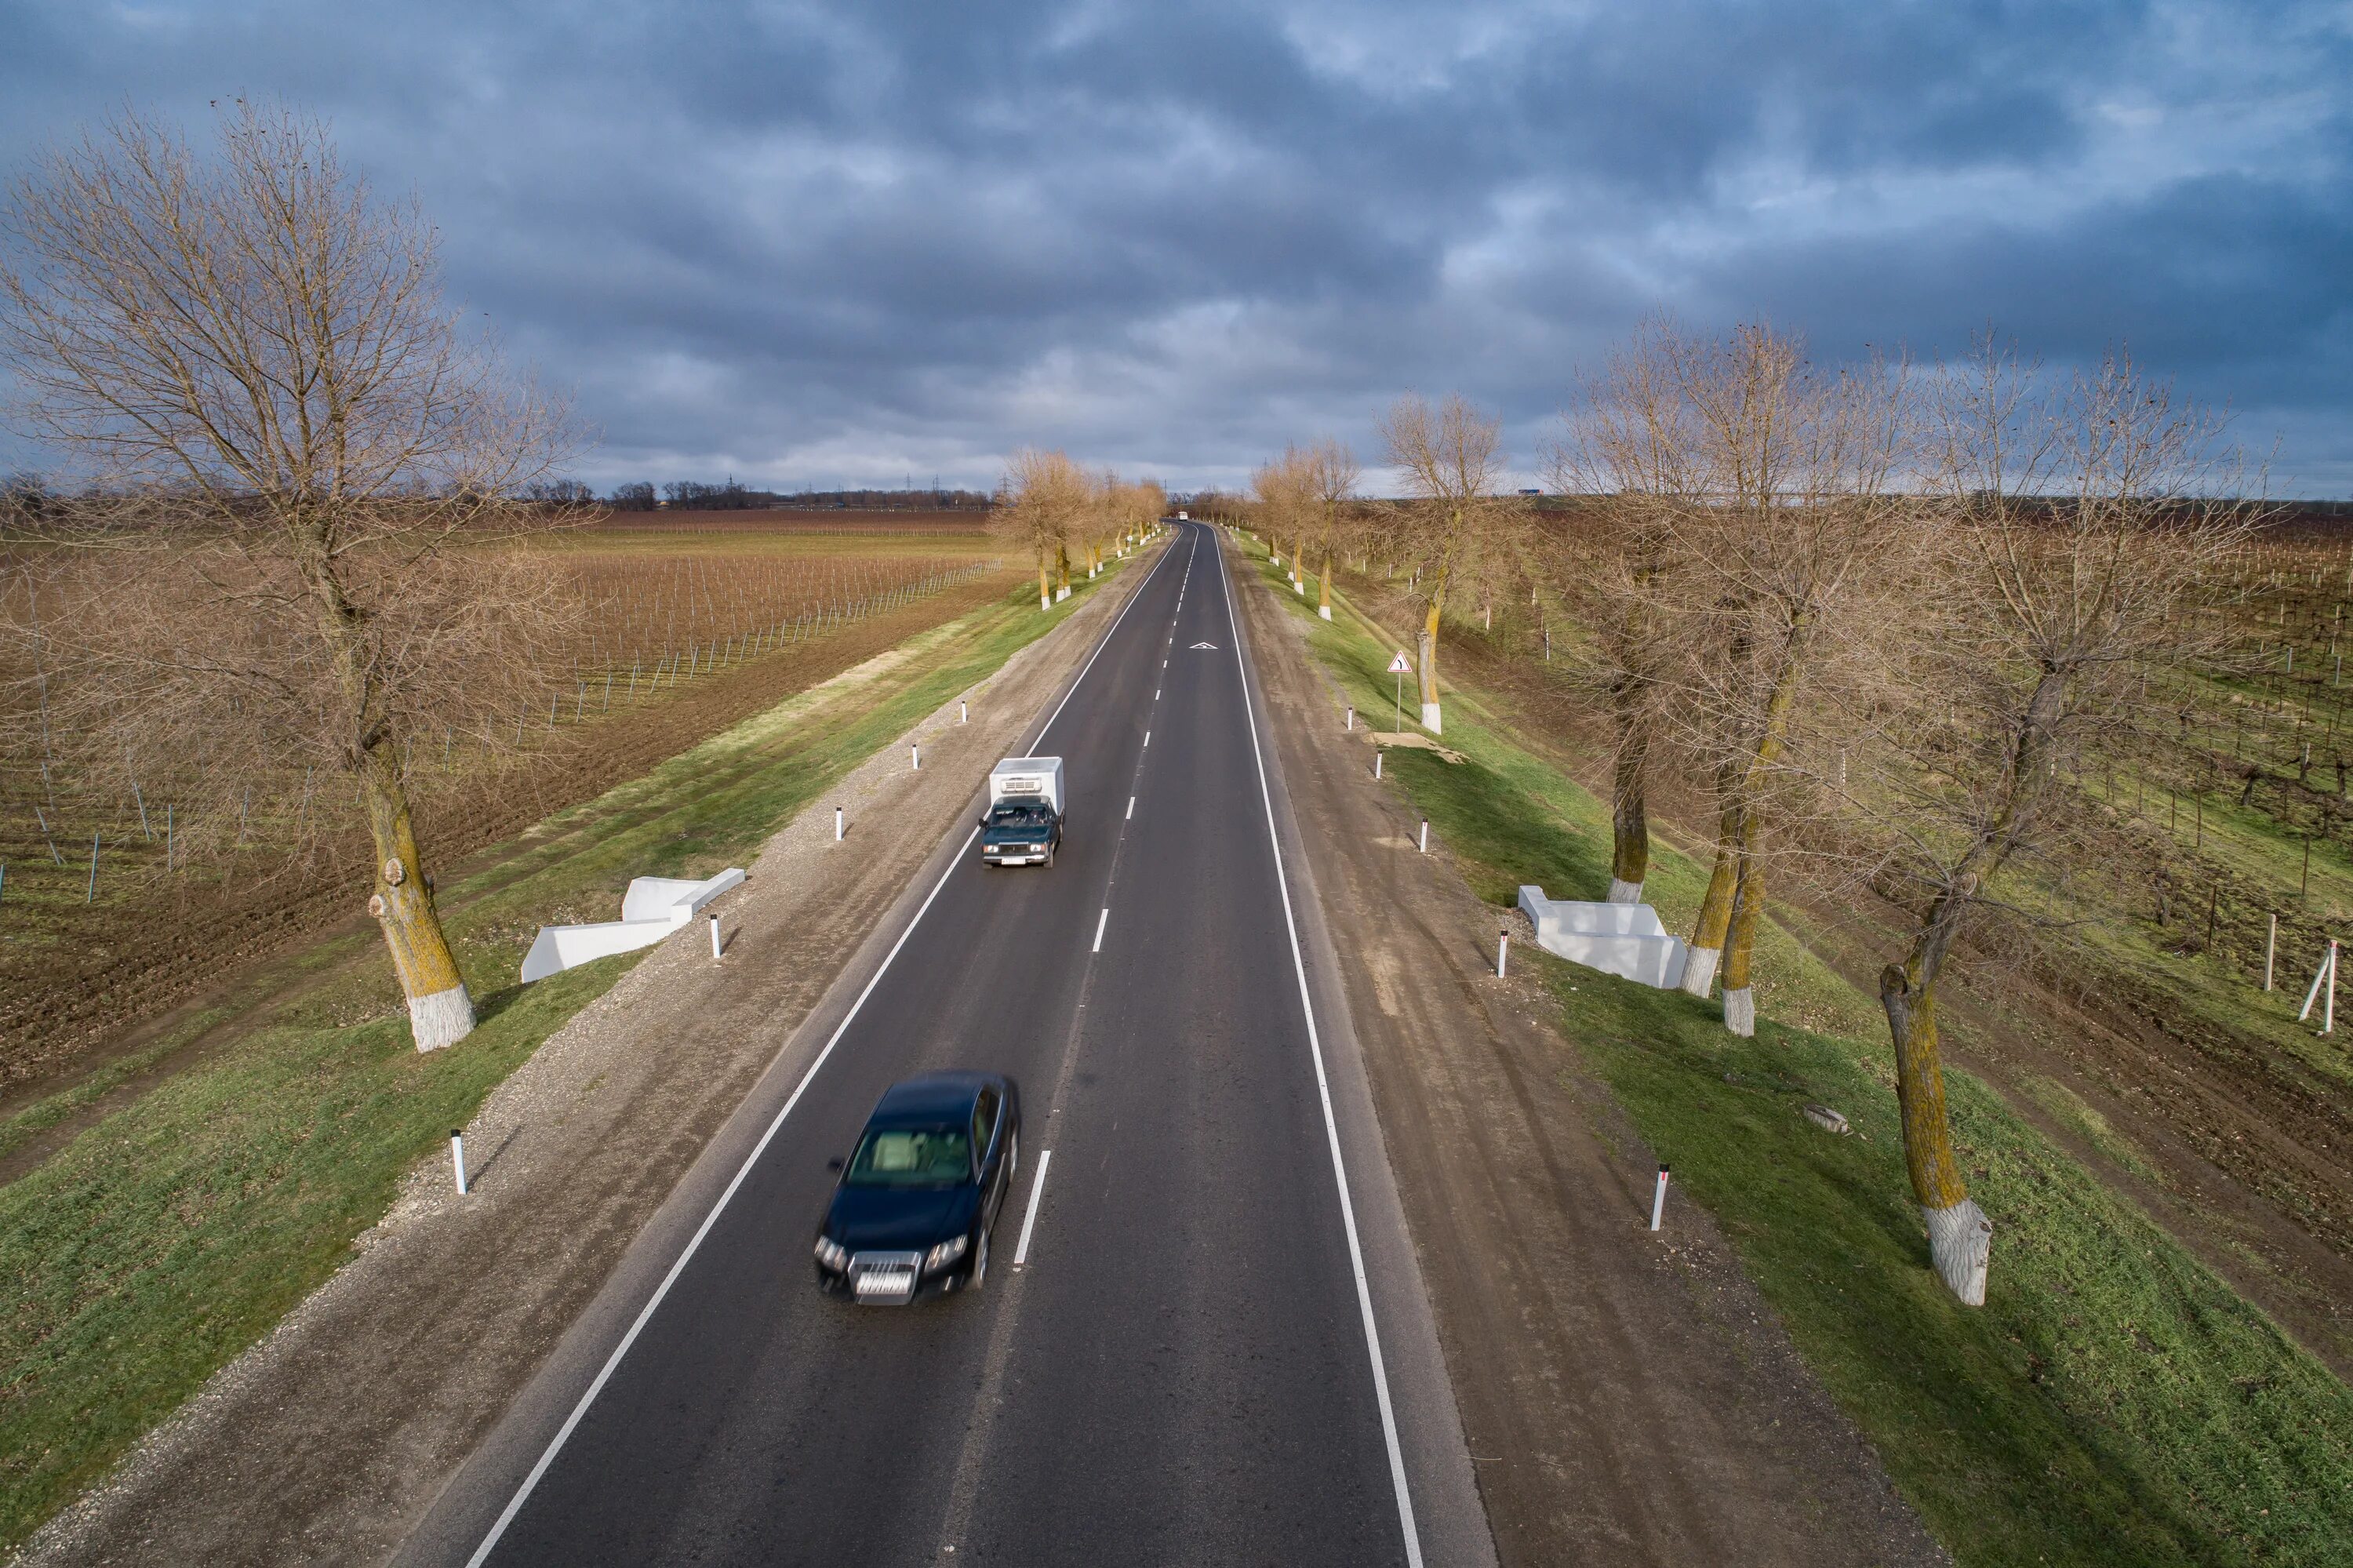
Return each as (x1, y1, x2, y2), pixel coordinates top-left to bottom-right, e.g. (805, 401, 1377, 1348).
(1242, 534, 2353, 1566)
(0, 558, 1131, 1552)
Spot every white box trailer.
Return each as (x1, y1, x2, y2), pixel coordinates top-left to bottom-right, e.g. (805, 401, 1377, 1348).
(989, 757, 1064, 815)
(982, 757, 1065, 868)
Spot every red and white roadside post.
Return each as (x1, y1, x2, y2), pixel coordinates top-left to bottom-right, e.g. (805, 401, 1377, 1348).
(1650, 1166, 1670, 1231)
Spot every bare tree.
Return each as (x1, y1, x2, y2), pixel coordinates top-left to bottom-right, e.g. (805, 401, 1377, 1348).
(1549, 327, 1705, 903)
(1252, 446, 1317, 596)
(994, 448, 1087, 610)
(1827, 342, 2258, 1302)
(1107, 476, 1166, 553)
(1306, 438, 1359, 621)
(1645, 327, 1913, 1029)
(0, 103, 573, 1051)
(1378, 394, 1515, 735)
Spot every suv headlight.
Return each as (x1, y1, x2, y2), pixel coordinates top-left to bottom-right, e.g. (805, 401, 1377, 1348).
(923, 1234, 969, 1272)
(814, 1235, 849, 1271)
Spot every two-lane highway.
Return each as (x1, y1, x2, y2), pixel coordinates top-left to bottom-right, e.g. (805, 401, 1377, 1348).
(423, 522, 1469, 1566)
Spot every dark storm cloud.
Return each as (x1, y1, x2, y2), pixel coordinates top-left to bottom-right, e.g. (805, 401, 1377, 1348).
(3, 0, 2348, 491)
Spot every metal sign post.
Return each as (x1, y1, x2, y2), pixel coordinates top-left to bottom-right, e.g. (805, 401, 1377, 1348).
(1387, 650, 1410, 733)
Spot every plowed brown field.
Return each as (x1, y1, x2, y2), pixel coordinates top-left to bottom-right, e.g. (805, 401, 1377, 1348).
(0, 514, 1016, 1093)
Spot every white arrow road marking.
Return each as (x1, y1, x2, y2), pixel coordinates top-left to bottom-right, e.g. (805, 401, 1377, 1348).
(1191, 641, 1218, 649)
(1013, 1149, 1053, 1267)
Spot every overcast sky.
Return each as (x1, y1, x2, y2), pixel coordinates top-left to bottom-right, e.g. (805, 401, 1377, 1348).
(3, 1, 2348, 495)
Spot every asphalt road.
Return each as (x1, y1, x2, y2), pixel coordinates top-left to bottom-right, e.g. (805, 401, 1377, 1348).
(416, 523, 1478, 1566)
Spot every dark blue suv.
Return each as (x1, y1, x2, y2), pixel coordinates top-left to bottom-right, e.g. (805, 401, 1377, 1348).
(813, 1073, 1021, 1304)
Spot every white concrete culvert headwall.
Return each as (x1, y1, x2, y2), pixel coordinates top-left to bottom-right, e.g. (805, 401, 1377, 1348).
(1516, 886, 1690, 990)
(519, 869, 748, 983)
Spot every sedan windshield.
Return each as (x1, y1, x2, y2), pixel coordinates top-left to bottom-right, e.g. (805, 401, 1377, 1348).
(845, 1126, 972, 1187)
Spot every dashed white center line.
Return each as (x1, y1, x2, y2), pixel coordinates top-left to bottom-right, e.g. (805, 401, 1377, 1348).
(1126, 795, 1136, 820)
(1155, 688, 1160, 700)
(1092, 908, 1109, 951)
(1143, 730, 1151, 747)
(1013, 1148, 1053, 1267)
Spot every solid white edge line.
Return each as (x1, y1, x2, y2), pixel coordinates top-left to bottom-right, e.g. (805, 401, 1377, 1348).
(1013, 1148, 1053, 1266)
(1092, 908, 1108, 952)
(462, 529, 1181, 1568)
(1215, 529, 1425, 1568)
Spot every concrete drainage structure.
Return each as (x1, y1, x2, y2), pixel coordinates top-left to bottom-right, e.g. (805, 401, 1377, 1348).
(1517, 886, 1689, 990)
(520, 868, 747, 983)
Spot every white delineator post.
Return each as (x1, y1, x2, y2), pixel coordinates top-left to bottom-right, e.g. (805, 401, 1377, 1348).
(1497, 927, 1509, 977)
(709, 912, 722, 960)
(835, 807, 844, 842)
(451, 1130, 468, 1196)
(1419, 820, 1428, 853)
(1345, 707, 1353, 731)
(1373, 750, 1383, 780)
(960, 700, 968, 724)
(1649, 1166, 1669, 1231)
(911, 744, 920, 771)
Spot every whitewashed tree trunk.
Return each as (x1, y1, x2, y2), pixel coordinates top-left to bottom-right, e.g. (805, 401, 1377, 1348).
(408, 984, 475, 1053)
(1680, 945, 1721, 998)
(1606, 877, 1644, 904)
(1923, 1198, 1993, 1305)
(1722, 986, 1755, 1037)
(1420, 700, 1442, 734)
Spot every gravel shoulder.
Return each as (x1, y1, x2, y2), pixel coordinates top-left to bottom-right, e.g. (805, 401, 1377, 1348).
(12, 557, 1154, 1568)
(1235, 556, 1947, 1568)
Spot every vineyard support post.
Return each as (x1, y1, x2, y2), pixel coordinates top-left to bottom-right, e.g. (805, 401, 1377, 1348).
(2265, 913, 2278, 991)
(2300, 945, 2334, 1020)
(2329, 941, 2340, 1035)
(85, 831, 99, 902)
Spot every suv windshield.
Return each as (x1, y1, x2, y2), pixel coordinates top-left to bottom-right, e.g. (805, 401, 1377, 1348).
(844, 1126, 972, 1187)
(987, 805, 1051, 828)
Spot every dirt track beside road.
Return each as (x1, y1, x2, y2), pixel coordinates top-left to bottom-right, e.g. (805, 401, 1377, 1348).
(1236, 551, 1947, 1568)
(13, 557, 1150, 1568)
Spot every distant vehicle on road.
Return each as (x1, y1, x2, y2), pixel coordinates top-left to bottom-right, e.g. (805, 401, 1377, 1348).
(813, 1072, 1021, 1304)
(980, 756, 1064, 867)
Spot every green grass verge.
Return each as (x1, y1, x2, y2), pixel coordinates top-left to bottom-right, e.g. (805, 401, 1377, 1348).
(1242, 533, 2353, 1566)
(0, 563, 1128, 1551)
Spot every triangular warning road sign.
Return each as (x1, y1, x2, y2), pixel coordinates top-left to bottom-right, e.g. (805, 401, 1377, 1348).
(1191, 641, 1219, 649)
(1387, 650, 1413, 673)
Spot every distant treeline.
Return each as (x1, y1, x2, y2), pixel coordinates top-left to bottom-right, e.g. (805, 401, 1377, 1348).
(598, 478, 993, 512)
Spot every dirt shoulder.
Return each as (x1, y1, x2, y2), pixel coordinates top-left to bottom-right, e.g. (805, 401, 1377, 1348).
(13, 556, 1154, 1568)
(1235, 555, 1944, 1567)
